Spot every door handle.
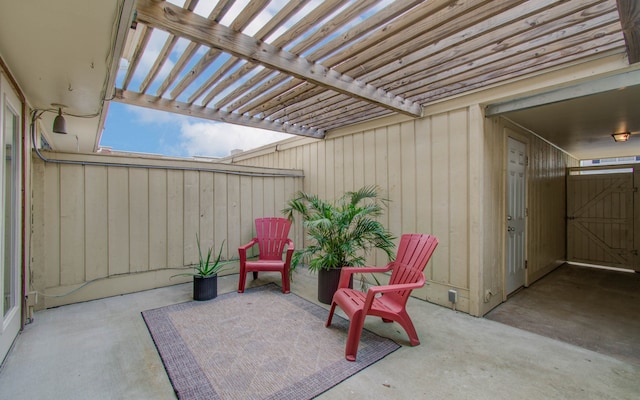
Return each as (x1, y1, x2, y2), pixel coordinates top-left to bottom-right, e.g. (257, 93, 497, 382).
(507, 227, 515, 232)
(507, 215, 512, 220)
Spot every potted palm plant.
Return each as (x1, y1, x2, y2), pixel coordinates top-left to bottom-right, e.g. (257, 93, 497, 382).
(283, 185, 396, 304)
(173, 234, 230, 301)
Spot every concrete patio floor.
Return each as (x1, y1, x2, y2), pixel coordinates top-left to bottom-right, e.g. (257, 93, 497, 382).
(0, 268, 638, 400)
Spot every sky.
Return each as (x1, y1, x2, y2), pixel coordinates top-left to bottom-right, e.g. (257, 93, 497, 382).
(101, 102, 292, 158)
(99, 0, 392, 158)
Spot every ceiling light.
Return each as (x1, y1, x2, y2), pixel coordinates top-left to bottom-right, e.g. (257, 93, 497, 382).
(611, 132, 630, 142)
(52, 108, 68, 134)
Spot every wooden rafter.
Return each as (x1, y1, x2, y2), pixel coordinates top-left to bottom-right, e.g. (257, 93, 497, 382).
(399, 20, 622, 98)
(168, 0, 270, 100)
(134, 0, 423, 117)
(195, 0, 350, 107)
(138, 0, 200, 94)
(115, 89, 324, 138)
(213, 0, 382, 112)
(183, 0, 312, 104)
(617, 0, 640, 63)
(418, 41, 625, 103)
(365, 0, 566, 88)
(154, 0, 235, 97)
(376, 2, 617, 91)
(121, 24, 151, 91)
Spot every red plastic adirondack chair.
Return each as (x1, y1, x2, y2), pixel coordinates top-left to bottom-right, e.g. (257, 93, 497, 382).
(326, 233, 439, 361)
(238, 217, 294, 294)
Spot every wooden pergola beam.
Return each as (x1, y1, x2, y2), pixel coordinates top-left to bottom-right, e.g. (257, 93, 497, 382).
(134, 0, 423, 117)
(617, 0, 640, 63)
(114, 89, 325, 139)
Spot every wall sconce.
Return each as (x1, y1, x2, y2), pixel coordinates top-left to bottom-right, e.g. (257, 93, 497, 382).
(52, 108, 68, 134)
(611, 132, 630, 142)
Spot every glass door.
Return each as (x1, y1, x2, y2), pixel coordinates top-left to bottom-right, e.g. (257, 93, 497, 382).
(0, 73, 22, 362)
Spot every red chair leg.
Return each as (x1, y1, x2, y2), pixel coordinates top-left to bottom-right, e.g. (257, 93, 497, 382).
(325, 302, 337, 327)
(396, 312, 420, 346)
(281, 271, 290, 294)
(344, 311, 365, 362)
(238, 271, 246, 293)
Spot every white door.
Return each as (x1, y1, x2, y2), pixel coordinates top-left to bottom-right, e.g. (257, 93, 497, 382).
(506, 136, 526, 294)
(0, 73, 22, 362)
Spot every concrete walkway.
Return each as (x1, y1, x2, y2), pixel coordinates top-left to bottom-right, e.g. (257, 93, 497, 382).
(1, 269, 638, 399)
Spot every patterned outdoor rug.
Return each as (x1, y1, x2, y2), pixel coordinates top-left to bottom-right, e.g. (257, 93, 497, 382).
(142, 284, 400, 400)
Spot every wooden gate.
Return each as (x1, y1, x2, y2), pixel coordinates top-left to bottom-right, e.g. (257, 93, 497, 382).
(567, 165, 639, 271)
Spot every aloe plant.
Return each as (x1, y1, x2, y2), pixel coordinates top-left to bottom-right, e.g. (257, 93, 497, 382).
(283, 185, 396, 272)
(173, 234, 231, 278)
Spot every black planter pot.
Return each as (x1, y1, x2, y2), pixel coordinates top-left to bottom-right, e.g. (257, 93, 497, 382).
(193, 275, 218, 301)
(317, 268, 353, 305)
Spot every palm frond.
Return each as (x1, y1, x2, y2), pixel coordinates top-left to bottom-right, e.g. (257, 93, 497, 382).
(283, 185, 396, 272)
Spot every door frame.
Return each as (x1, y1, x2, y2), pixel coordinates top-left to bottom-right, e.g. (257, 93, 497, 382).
(504, 131, 528, 298)
(0, 66, 25, 363)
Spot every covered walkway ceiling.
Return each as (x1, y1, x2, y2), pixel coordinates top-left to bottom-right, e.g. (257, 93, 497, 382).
(115, 0, 639, 141)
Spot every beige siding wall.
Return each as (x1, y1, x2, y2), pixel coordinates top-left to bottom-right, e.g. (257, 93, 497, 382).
(480, 117, 578, 314)
(31, 152, 303, 309)
(232, 110, 578, 316)
(233, 111, 485, 314)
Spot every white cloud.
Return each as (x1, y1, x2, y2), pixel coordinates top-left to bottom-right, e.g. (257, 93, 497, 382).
(179, 121, 293, 157)
(128, 105, 188, 125)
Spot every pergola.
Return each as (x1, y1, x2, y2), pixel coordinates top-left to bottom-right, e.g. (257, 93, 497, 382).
(114, 0, 640, 142)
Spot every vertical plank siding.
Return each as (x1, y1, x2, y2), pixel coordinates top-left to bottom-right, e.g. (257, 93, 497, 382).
(233, 110, 577, 315)
(32, 108, 576, 314)
(31, 154, 302, 309)
(234, 111, 480, 313)
(526, 133, 578, 283)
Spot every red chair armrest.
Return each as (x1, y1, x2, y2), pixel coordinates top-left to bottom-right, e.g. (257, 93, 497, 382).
(238, 238, 258, 264)
(361, 275, 425, 313)
(238, 238, 258, 252)
(285, 239, 294, 266)
(367, 274, 426, 296)
(338, 265, 393, 288)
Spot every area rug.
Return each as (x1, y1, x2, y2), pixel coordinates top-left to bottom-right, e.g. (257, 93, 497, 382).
(142, 284, 400, 399)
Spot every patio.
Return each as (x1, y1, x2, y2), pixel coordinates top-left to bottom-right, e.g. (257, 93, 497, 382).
(0, 268, 638, 400)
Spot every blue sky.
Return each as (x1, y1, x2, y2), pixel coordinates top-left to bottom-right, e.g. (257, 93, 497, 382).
(101, 102, 292, 158)
(100, 0, 392, 158)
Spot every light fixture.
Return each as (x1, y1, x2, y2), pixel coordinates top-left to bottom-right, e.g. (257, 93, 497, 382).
(52, 108, 68, 134)
(611, 132, 630, 142)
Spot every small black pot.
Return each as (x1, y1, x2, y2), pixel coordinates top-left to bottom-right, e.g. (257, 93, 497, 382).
(193, 275, 218, 301)
(317, 267, 353, 305)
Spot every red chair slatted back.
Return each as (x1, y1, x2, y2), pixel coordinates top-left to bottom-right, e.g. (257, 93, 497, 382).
(255, 217, 292, 261)
(388, 234, 439, 301)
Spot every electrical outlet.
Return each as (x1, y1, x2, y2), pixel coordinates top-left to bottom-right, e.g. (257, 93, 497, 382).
(26, 291, 38, 306)
(448, 289, 457, 303)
